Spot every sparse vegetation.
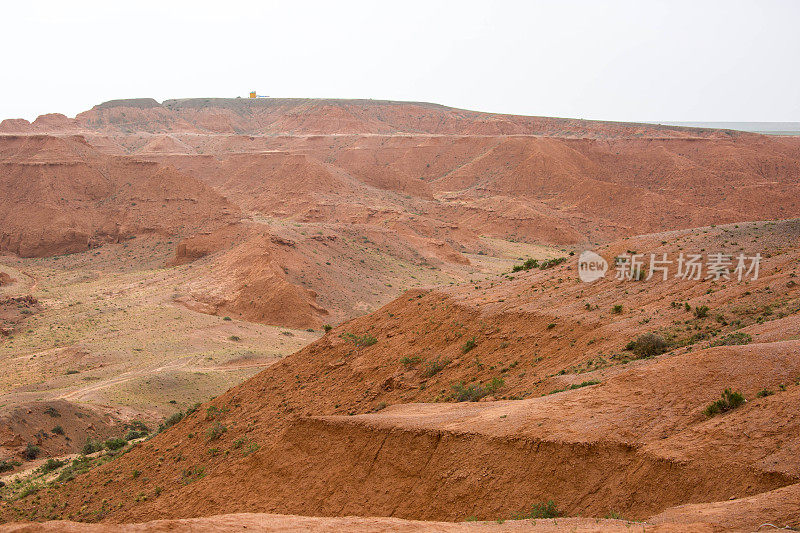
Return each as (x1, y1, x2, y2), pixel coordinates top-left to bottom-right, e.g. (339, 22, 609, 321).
(539, 257, 567, 269)
(421, 357, 450, 378)
(342, 332, 377, 348)
(448, 377, 504, 402)
(323, 324, 332, 333)
(625, 333, 670, 358)
(549, 380, 600, 395)
(461, 337, 477, 353)
(711, 332, 752, 346)
(611, 304, 623, 314)
(51, 425, 64, 435)
(82, 440, 102, 455)
(704, 388, 746, 417)
(512, 258, 538, 272)
(104, 437, 127, 451)
(400, 355, 421, 368)
(511, 500, 561, 520)
(206, 422, 227, 441)
(23, 443, 40, 460)
(756, 389, 774, 398)
(694, 305, 710, 319)
(39, 458, 65, 474)
(0, 459, 21, 473)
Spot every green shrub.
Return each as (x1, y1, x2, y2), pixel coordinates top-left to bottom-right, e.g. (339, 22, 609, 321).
(323, 324, 332, 333)
(125, 430, 148, 441)
(163, 411, 184, 430)
(222, 316, 232, 321)
(611, 304, 623, 314)
(23, 443, 40, 460)
(82, 440, 102, 455)
(694, 305, 710, 319)
(539, 257, 566, 269)
(104, 438, 127, 451)
(448, 377, 504, 402)
(511, 500, 561, 520)
(756, 389, 774, 398)
(704, 388, 745, 417)
(626, 333, 670, 358)
(43, 406, 60, 418)
(39, 458, 65, 474)
(461, 338, 477, 353)
(342, 332, 377, 347)
(711, 332, 752, 346)
(421, 357, 450, 378)
(206, 422, 227, 441)
(0, 460, 20, 473)
(512, 258, 539, 272)
(549, 380, 600, 395)
(400, 355, 421, 368)
(51, 425, 64, 435)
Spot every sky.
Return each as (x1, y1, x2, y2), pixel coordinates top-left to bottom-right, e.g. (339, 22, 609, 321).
(1, 0, 798, 122)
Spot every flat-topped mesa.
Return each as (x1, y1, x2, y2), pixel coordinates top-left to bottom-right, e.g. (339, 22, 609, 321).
(0, 96, 749, 138)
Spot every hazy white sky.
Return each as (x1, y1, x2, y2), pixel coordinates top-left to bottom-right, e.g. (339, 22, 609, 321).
(1, 0, 798, 122)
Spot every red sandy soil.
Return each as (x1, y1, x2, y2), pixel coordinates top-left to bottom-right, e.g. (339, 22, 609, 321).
(2, 99, 800, 531)
(0, 135, 237, 257)
(3, 220, 798, 531)
(0, 513, 715, 532)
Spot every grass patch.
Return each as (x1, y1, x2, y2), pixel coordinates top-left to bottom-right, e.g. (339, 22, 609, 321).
(711, 332, 752, 346)
(549, 380, 600, 395)
(448, 377, 504, 402)
(342, 332, 377, 347)
(421, 357, 450, 378)
(511, 500, 561, 520)
(461, 338, 477, 353)
(704, 388, 745, 417)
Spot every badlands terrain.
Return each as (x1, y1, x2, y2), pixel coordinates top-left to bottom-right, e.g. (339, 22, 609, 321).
(0, 98, 799, 531)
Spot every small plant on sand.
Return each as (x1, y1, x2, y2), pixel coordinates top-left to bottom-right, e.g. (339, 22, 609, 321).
(611, 304, 623, 314)
(323, 324, 332, 333)
(461, 337, 477, 353)
(756, 389, 774, 398)
(704, 388, 745, 417)
(400, 355, 421, 368)
(39, 458, 65, 474)
(206, 422, 227, 441)
(342, 332, 377, 348)
(51, 425, 64, 435)
(448, 377, 504, 402)
(511, 500, 561, 520)
(43, 406, 61, 418)
(711, 332, 752, 347)
(694, 305, 710, 319)
(421, 357, 450, 378)
(625, 333, 670, 358)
